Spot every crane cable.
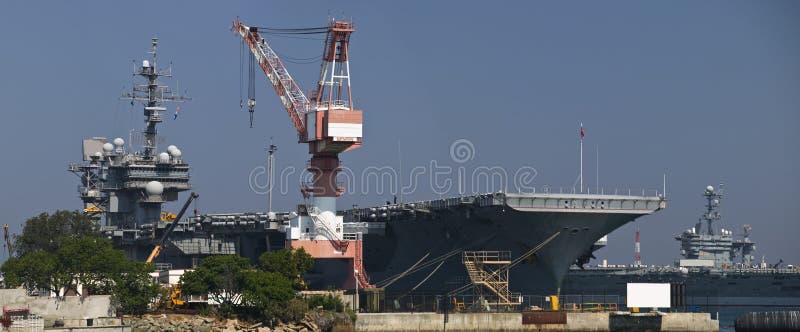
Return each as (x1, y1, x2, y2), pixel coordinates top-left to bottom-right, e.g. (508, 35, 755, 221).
(248, 45, 256, 127)
(375, 234, 497, 288)
(447, 231, 561, 296)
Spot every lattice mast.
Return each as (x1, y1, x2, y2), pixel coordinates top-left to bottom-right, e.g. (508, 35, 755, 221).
(121, 38, 190, 158)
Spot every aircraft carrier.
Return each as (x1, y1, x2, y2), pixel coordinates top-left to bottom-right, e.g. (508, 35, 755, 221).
(559, 185, 800, 306)
(69, 37, 667, 300)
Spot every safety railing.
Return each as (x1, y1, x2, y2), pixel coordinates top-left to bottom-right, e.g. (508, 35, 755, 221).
(525, 185, 661, 197)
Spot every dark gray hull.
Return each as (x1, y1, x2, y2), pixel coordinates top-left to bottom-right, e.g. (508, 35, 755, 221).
(561, 268, 800, 306)
(308, 192, 665, 293)
(357, 207, 649, 294)
(119, 192, 665, 295)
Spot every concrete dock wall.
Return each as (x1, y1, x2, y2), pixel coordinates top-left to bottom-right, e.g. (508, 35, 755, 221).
(355, 312, 718, 331)
(0, 289, 113, 325)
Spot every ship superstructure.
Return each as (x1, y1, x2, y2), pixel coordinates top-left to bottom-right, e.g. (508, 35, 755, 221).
(561, 185, 800, 306)
(676, 184, 756, 268)
(69, 38, 191, 249)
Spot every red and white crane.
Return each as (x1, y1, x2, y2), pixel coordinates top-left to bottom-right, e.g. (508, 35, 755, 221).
(233, 18, 371, 288)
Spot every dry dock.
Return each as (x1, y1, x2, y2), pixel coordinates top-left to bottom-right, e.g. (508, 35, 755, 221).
(356, 312, 718, 332)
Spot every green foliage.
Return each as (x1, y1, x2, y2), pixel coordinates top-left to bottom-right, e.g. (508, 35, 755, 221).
(60, 237, 128, 295)
(2, 236, 154, 301)
(111, 261, 161, 316)
(2, 211, 158, 313)
(196, 303, 211, 317)
(1, 250, 68, 295)
(241, 271, 295, 310)
(283, 298, 308, 322)
(258, 248, 314, 290)
(180, 255, 251, 316)
(345, 308, 357, 323)
(12, 210, 99, 256)
(306, 294, 345, 312)
(180, 251, 320, 322)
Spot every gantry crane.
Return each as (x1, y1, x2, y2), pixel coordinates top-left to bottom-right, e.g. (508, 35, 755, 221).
(233, 18, 371, 288)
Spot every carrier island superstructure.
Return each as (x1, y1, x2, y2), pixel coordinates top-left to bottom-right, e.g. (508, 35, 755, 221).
(561, 185, 800, 306)
(70, 27, 666, 300)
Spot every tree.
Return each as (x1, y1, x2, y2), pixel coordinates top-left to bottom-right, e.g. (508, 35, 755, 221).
(258, 248, 314, 290)
(58, 237, 128, 295)
(181, 255, 251, 312)
(1, 237, 129, 298)
(12, 210, 98, 256)
(1, 250, 71, 296)
(240, 270, 296, 320)
(111, 261, 161, 316)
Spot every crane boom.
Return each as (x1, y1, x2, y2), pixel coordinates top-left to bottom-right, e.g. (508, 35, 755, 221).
(233, 18, 309, 137)
(146, 192, 199, 263)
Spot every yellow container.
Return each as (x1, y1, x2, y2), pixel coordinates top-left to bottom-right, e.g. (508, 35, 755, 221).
(631, 307, 639, 313)
(549, 295, 559, 311)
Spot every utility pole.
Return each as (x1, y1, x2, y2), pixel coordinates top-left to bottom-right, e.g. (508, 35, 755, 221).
(634, 224, 641, 266)
(579, 123, 585, 193)
(267, 142, 277, 213)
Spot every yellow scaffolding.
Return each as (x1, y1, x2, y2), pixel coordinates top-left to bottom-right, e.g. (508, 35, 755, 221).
(462, 251, 521, 309)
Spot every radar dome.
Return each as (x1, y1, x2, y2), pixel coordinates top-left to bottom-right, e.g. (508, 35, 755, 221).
(706, 185, 714, 193)
(171, 149, 182, 158)
(158, 152, 170, 163)
(102, 143, 114, 152)
(167, 145, 178, 153)
(113, 138, 125, 147)
(145, 181, 164, 195)
(93, 151, 103, 158)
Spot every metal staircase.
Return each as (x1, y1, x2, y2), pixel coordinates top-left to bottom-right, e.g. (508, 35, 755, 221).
(462, 251, 520, 308)
(352, 232, 373, 288)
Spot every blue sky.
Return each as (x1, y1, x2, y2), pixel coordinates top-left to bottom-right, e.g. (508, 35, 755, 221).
(0, 1, 798, 266)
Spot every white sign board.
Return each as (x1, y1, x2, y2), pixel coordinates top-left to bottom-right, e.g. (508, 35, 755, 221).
(627, 283, 670, 308)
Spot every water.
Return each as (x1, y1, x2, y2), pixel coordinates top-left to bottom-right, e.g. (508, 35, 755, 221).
(707, 306, 800, 332)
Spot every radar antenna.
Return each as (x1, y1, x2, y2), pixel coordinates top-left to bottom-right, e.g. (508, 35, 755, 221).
(121, 38, 191, 158)
(698, 183, 723, 235)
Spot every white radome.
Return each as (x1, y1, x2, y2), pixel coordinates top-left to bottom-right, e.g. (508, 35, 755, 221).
(145, 181, 164, 196)
(167, 145, 178, 153)
(93, 151, 103, 158)
(171, 149, 182, 158)
(102, 143, 114, 152)
(113, 138, 125, 147)
(158, 152, 170, 163)
(706, 185, 714, 193)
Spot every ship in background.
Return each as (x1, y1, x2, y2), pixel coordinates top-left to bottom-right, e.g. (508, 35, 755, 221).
(560, 184, 800, 306)
(69, 31, 668, 305)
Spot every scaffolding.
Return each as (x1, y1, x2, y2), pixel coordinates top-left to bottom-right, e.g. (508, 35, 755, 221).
(462, 251, 521, 309)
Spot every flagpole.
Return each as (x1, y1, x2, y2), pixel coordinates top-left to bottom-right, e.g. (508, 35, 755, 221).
(580, 122, 584, 193)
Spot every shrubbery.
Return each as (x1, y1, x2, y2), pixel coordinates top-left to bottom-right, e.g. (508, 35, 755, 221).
(180, 248, 316, 323)
(0, 210, 160, 315)
(306, 294, 345, 312)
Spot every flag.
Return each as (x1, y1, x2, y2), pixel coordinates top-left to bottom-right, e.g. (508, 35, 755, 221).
(580, 123, 585, 140)
(173, 105, 180, 120)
